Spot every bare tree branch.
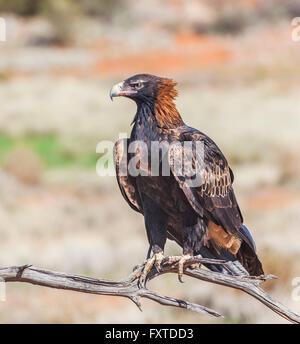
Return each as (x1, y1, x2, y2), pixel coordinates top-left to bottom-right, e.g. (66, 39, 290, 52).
(0, 257, 299, 324)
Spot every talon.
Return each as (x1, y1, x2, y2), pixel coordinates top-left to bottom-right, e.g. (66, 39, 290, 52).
(166, 254, 196, 283)
(178, 254, 193, 283)
(139, 251, 165, 287)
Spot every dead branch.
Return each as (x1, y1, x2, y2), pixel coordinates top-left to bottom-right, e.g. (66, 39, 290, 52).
(0, 257, 299, 324)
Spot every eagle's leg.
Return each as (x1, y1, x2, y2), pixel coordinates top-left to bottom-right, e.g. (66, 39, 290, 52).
(138, 195, 168, 287)
(167, 222, 204, 282)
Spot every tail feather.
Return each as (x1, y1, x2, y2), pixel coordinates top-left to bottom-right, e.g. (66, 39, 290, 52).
(239, 224, 257, 252)
(196, 224, 264, 276)
(169, 223, 264, 277)
(196, 246, 250, 276)
(236, 241, 264, 276)
(237, 224, 264, 276)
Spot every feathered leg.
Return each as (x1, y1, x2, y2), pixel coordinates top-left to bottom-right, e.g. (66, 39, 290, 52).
(167, 219, 206, 282)
(138, 194, 167, 287)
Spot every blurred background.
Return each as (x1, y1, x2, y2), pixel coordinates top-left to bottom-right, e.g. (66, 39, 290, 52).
(0, 0, 300, 324)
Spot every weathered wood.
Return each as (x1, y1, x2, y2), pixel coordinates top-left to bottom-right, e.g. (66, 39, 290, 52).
(0, 257, 299, 323)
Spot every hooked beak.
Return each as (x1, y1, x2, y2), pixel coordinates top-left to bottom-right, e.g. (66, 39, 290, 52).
(110, 81, 137, 101)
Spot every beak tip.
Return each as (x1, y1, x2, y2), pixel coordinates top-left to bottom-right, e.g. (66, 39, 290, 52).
(110, 81, 124, 102)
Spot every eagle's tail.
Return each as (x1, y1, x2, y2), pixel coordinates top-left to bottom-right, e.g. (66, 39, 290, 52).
(236, 224, 264, 276)
(236, 241, 264, 276)
(196, 224, 264, 276)
(196, 246, 249, 276)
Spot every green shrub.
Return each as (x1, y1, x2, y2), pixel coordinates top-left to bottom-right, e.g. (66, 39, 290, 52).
(0, 0, 122, 19)
(0, 0, 40, 16)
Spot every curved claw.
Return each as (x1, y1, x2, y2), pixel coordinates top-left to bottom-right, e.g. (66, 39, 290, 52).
(167, 254, 196, 283)
(178, 255, 192, 283)
(178, 274, 185, 283)
(139, 251, 165, 288)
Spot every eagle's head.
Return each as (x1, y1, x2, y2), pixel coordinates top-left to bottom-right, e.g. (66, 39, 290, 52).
(110, 74, 178, 104)
(110, 74, 183, 128)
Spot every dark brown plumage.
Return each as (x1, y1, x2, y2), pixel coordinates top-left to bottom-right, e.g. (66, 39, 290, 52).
(111, 74, 264, 278)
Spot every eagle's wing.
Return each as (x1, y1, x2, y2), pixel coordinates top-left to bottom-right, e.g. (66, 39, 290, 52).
(169, 128, 264, 275)
(168, 128, 254, 252)
(113, 138, 143, 214)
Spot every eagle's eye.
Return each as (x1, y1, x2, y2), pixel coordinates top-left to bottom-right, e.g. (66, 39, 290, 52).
(131, 82, 143, 90)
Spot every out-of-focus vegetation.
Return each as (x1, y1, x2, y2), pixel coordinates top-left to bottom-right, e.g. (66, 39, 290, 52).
(1, 0, 300, 43)
(0, 0, 299, 324)
(0, 134, 98, 169)
(195, 1, 300, 34)
(0, 0, 40, 16)
(0, 0, 123, 43)
(0, 0, 122, 18)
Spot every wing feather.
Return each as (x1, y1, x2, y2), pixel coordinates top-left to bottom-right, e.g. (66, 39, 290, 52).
(168, 129, 247, 242)
(114, 138, 143, 213)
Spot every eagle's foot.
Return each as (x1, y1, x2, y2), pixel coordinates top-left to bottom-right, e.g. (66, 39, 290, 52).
(138, 251, 165, 288)
(167, 254, 199, 283)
